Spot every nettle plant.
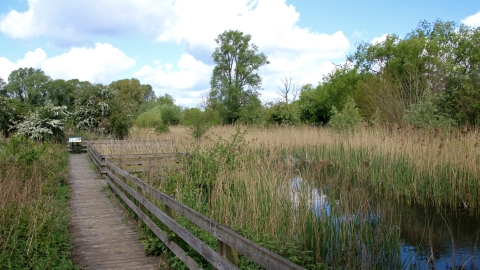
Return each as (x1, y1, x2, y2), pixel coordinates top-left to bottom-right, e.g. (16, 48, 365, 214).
(13, 105, 70, 142)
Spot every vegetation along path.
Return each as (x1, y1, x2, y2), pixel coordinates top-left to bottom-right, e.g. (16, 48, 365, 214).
(69, 153, 162, 269)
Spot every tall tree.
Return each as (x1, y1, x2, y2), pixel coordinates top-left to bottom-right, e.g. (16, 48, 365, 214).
(43, 79, 76, 110)
(0, 77, 6, 96)
(6, 67, 51, 105)
(209, 30, 269, 124)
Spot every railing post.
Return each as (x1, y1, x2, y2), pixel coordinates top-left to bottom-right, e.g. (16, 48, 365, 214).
(100, 156, 106, 179)
(218, 240, 239, 266)
(137, 183, 147, 227)
(165, 205, 175, 220)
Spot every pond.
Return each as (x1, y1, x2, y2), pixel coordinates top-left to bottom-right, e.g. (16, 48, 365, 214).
(290, 177, 480, 269)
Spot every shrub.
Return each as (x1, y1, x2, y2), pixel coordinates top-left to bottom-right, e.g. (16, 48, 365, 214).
(159, 104, 182, 125)
(404, 93, 456, 129)
(134, 106, 163, 128)
(13, 105, 70, 142)
(328, 97, 363, 130)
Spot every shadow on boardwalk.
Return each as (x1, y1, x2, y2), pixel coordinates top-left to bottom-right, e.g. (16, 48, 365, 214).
(69, 153, 167, 270)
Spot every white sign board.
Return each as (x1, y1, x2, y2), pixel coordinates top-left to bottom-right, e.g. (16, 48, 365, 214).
(68, 137, 82, 143)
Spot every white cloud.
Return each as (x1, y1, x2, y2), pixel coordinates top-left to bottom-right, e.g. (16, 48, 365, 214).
(155, 0, 349, 105)
(371, 34, 388, 44)
(0, 48, 47, 81)
(1, 0, 350, 107)
(17, 48, 47, 68)
(41, 43, 135, 83)
(259, 53, 336, 102)
(0, 0, 175, 44)
(159, 0, 349, 55)
(462, 11, 480, 27)
(134, 53, 212, 91)
(0, 44, 135, 84)
(0, 57, 17, 81)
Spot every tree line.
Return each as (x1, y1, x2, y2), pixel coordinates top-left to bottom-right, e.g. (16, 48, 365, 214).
(1, 19, 479, 141)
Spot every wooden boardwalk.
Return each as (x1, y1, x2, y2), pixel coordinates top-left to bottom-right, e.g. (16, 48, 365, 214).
(69, 153, 163, 270)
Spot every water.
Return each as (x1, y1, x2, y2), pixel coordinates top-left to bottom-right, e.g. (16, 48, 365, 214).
(290, 177, 480, 269)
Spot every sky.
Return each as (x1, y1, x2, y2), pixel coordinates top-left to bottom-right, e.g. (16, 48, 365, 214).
(1, 0, 480, 108)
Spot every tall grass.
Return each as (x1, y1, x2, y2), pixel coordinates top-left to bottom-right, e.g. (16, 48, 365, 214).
(0, 136, 73, 269)
(98, 124, 479, 268)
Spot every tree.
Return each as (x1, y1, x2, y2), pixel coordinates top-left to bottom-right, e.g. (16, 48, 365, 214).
(297, 64, 362, 124)
(73, 82, 114, 133)
(277, 74, 300, 104)
(349, 19, 480, 125)
(43, 79, 76, 110)
(6, 67, 51, 105)
(209, 30, 269, 124)
(0, 77, 6, 96)
(109, 78, 153, 106)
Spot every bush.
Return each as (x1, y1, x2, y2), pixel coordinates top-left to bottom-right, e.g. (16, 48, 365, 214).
(328, 97, 363, 130)
(404, 93, 456, 129)
(13, 105, 70, 142)
(134, 106, 163, 128)
(159, 104, 182, 125)
(265, 102, 300, 125)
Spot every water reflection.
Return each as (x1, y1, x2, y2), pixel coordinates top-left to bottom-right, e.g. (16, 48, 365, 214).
(290, 176, 480, 269)
(398, 203, 480, 269)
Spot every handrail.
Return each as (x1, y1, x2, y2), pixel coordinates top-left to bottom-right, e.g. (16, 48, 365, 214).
(86, 142, 305, 270)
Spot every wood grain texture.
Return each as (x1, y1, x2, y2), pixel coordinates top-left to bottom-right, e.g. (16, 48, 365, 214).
(69, 154, 164, 270)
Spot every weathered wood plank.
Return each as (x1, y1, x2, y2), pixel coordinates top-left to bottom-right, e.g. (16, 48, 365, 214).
(69, 154, 162, 270)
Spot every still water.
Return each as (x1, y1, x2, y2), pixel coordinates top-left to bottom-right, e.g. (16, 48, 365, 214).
(290, 177, 480, 269)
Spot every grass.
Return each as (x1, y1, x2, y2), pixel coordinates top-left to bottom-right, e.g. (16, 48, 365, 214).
(0, 136, 74, 269)
(94, 124, 479, 269)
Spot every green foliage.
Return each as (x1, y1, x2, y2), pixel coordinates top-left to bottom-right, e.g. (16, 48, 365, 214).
(328, 97, 363, 130)
(237, 95, 265, 125)
(183, 108, 211, 140)
(73, 82, 114, 132)
(209, 30, 269, 124)
(43, 79, 77, 110)
(350, 19, 480, 125)
(13, 104, 70, 142)
(6, 67, 52, 105)
(155, 123, 170, 133)
(159, 104, 182, 125)
(298, 65, 362, 124)
(404, 93, 456, 129)
(265, 101, 300, 125)
(135, 106, 163, 128)
(109, 78, 153, 106)
(134, 103, 181, 131)
(0, 140, 74, 269)
(0, 77, 6, 96)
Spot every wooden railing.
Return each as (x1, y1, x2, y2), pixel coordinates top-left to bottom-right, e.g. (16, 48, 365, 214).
(86, 142, 305, 270)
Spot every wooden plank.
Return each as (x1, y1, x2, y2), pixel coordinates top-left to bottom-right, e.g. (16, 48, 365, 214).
(69, 154, 159, 270)
(105, 172, 201, 270)
(106, 169, 238, 270)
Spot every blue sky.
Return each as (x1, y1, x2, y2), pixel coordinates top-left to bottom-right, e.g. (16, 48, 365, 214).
(1, 0, 479, 108)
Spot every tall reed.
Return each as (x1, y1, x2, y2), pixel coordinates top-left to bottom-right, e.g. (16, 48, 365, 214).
(98, 124, 479, 268)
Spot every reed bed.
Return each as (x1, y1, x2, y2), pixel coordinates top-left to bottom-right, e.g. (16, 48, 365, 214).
(96, 125, 479, 268)
(0, 137, 73, 269)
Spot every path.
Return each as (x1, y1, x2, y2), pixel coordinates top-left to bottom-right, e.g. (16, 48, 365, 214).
(69, 153, 163, 269)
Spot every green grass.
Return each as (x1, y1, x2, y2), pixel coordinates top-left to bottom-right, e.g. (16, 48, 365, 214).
(0, 136, 74, 269)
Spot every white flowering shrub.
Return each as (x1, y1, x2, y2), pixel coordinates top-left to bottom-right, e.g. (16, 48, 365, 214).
(73, 83, 115, 134)
(14, 105, 70, 141)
